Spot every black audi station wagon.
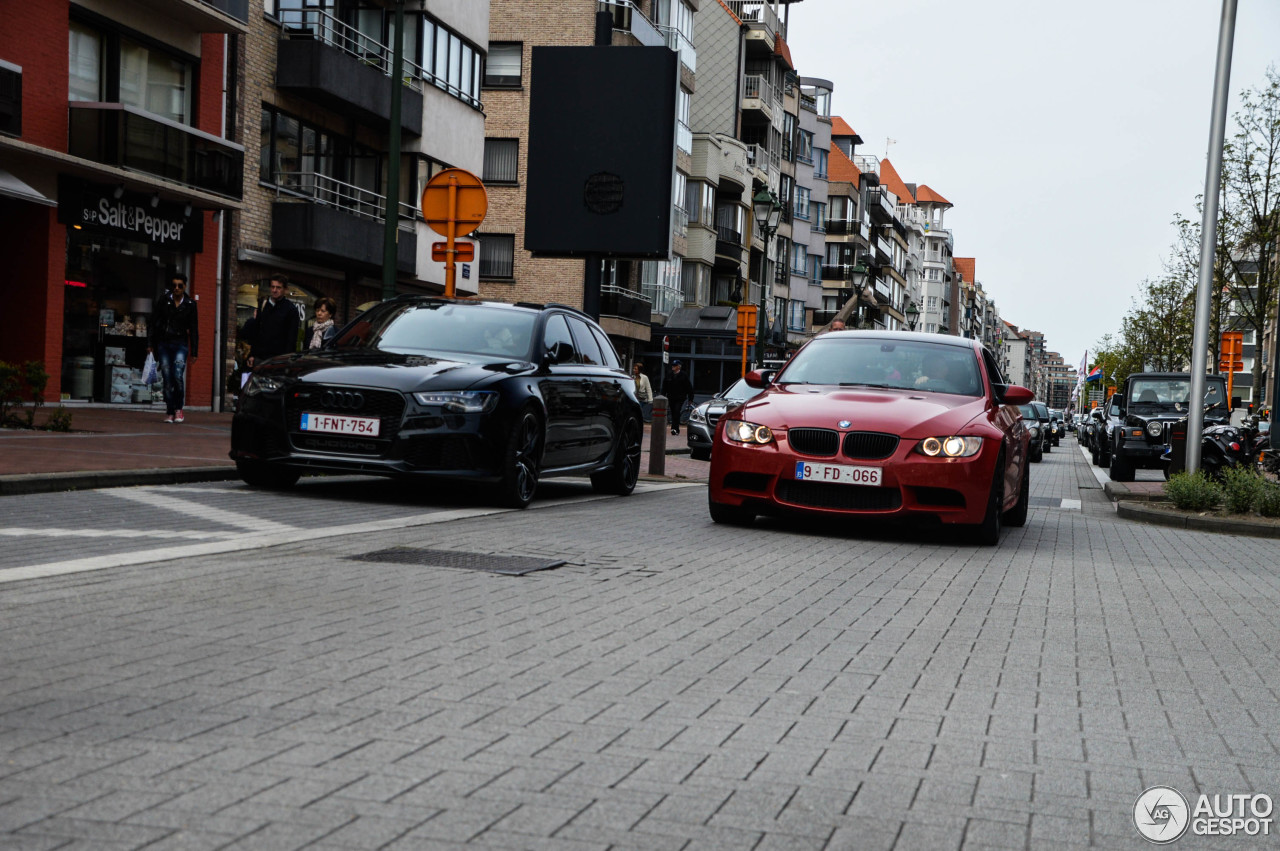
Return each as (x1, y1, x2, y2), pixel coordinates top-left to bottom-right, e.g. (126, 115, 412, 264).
(230, 297, 644, 508)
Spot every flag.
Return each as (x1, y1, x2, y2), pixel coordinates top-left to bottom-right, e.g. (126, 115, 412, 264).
(1085, 366, 1103, 382)
(1077, 351, 1088, 381)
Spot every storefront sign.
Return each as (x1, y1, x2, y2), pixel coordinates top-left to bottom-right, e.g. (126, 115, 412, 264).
(57, 177, 203, 253)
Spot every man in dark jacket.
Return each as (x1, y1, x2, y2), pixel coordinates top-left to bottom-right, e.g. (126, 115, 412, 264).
(149, 273, 198, 423)
(246, 273, 300, 367)
(665, 359, 693, 436)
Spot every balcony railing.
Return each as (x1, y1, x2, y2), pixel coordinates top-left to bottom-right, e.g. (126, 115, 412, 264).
(273, 171, 415, 230)
(745, 144, 780, 176)
(825, 219, 861, 237)
(277, 7, 427, 93)
(821, 264, 857, 281)
(198, 0, 248, 23)
(68, 102, 244, 199)
(658, 25, 696, 72)
(600, 285, 653, 325)
(715, 224, 742, 245)
(743, 75, 779, 108)
(672, 205, 689, 238)
(724, 2, 784, 41)
(641, 282, 683, 315)
(676, 119, 692, 155)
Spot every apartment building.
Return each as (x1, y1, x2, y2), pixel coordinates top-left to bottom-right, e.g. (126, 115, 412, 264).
(1003, 323, 1030, 389)
(0, 0, 246, 405)
(233, 0, 488, 382)
(819, 120, 870, 328)
(915, 185, 953, 334)
(788, 76, 831, 345)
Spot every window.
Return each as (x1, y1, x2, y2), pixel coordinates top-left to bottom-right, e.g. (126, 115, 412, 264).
(589, 326, 621, 369)
(788, 299, 806, 331)
(814, 148, 828, 178)
(543, 314, 578, 362)
(791, 242, 808, 275)
(483, 139, 518, 184)
(68, 18, 194, 125)
(567, 317, 604, 365)
(793, 186, 810, 220)
(796, 130, 814, 164)
(811, 202, 826, 232)
(420, 16, 483, 109)
(782, 113, 796, 161)
(928, 296, 938, 309)
(478, 233, 515, 279)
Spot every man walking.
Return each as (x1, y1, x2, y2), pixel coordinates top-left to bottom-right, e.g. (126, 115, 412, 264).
(246, 273, 301, 367)
(148, 272, 198, 424)
(665, 359, 693, 436)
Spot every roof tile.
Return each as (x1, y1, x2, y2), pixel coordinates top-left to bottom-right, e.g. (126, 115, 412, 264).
(878, 158, 915, 204)
(915, 184, 952, 206)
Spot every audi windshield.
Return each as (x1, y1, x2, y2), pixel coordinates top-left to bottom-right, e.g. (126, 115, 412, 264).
(333, 302, 538, 360)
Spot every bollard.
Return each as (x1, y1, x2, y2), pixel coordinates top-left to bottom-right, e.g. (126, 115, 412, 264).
(649, 395, 667, 476)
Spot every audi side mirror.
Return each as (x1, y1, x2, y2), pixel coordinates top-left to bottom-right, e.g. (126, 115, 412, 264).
(543, 341, 574, 366)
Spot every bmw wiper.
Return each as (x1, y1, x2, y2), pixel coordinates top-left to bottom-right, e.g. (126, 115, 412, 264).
(838, 382, 890, 389)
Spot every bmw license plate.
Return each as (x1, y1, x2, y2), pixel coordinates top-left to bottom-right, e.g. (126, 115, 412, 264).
(300, 412, 381, 437)
(795, 461, 881, 486)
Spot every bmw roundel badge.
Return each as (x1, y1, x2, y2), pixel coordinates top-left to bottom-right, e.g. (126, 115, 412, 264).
(838, 420, 851, 429)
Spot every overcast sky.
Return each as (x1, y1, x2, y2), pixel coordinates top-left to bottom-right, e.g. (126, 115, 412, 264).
(784, 0, 1280, 367)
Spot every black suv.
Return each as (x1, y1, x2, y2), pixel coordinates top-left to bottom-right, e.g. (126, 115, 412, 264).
(1018, 403, 1047, 462)
(230, 297, 644, 507)
(1102, 372, 1230, 481)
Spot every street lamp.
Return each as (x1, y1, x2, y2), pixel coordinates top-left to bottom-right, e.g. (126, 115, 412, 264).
(752, 188, 782, 359)
(905, 301, 920, 331)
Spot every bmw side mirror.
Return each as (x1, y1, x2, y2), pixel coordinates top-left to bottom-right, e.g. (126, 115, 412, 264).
(744, 369, 774, 389)
(998, 384, 1034, 405)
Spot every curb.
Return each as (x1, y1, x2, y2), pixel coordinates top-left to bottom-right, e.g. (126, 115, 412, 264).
(1103, 481, 1167, 502)
(0, 466, 240, 497)
(1116, 501, 1280, 538)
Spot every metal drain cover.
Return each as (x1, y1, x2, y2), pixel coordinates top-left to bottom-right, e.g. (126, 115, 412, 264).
(348, 548, 565, 575)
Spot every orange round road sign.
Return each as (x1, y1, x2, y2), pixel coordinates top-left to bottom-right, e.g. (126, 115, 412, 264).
(421, 168, 487, 237)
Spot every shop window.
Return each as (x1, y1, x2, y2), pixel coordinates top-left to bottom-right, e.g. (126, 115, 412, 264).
(67, 17, 194, 126)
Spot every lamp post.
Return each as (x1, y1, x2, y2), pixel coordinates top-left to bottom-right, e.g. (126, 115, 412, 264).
(752, 188, 782, 363)
(381, 0, 406, 301)
(905, 301, 920, 332)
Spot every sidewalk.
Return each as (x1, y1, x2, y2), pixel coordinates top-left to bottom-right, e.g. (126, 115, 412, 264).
(0, 404, 708, 495)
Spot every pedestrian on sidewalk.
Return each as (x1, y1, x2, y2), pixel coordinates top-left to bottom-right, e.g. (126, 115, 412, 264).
(665, 359, 692, 436)
(245, 273, 300, 368)
(307, 297, 338, 350)
(632, 361, 653, 422)
(148, 272, 198, 424)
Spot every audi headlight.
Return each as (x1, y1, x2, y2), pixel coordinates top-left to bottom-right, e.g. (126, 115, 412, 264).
(1146, 421, 1164, 438)
(689, 404, 709, 424)
(723, 419, 774, 445)
(412, 391, 498, 414)
(243, 375, 283, 396)
(917, 435, 983, 458)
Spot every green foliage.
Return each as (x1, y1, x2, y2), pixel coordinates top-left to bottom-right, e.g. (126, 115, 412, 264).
(1256, 482, 1280, 518)
(44, 406, 73, 433)
(1163, 470, 1223, 511)
(1220, 465, 1264, 514)
(20, 361, 47, 427)
(0, 360, 51, 428)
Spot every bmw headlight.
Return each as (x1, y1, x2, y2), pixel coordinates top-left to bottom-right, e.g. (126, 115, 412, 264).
(689, 403, 709, 424)
(723, 419, 774, 445)
(412, 391, 498, 414)
(917, 435, 983, 458)
(243, 374, 283, 396)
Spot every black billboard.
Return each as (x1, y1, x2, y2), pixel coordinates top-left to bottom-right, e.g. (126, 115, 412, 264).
(524, 46, 677, 259)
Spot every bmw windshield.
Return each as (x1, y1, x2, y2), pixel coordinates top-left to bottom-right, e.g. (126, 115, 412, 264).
(333, 302, 537, 360)
(775, 338, 982, 396)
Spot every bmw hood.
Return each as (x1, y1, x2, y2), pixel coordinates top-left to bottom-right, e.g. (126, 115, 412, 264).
(737, 385, 990, 437)
(255, 349, 532, 392)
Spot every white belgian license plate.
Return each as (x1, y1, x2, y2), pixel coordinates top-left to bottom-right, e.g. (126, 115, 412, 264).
(794, 461, 882, 486)
(300, 412, 381, 437)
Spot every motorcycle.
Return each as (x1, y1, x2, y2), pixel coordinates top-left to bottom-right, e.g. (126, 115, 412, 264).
(1161, 401, 1252, 481)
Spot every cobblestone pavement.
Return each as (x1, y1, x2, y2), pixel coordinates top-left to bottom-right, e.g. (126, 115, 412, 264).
(2, 445, 1279, 849)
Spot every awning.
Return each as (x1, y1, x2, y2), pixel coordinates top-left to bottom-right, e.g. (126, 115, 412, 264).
(0, 167, 55, 206)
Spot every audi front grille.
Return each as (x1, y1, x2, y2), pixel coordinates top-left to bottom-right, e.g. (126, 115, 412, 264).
(285, 386, 406, 455)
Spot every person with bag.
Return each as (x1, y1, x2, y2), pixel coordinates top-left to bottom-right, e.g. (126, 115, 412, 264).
(306, 297, 338, 350)
(245, 273, 300, 367)
(148, 272, 198, 424)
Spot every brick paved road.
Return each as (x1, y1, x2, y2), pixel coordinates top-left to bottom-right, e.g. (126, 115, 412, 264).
(2, 446, 1279, 849)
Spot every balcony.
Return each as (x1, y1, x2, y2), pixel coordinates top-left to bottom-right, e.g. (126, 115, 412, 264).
(866, 188, 896, 224)
(724, 2, 785, 44)
(742, 75, 779, 118)
(271, 172, 416, 274)
(128, 0, 247, 32)
(676, 119, 692, 155)
(825, 219, 861, 238)
(275, 8, 424, 136)
(873, 279, 891, 304)
(599, 0, 665, 47)
(68, 102, 244, 200)
(658, 25, 697, 72)
(600, 285, 653, 326)
(821, 264, 864, 282)
(672, 205, 689, 239)
(745, 143, 779, 183)
(715, 224, 743, 264)
(641, 282, 683, 316)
